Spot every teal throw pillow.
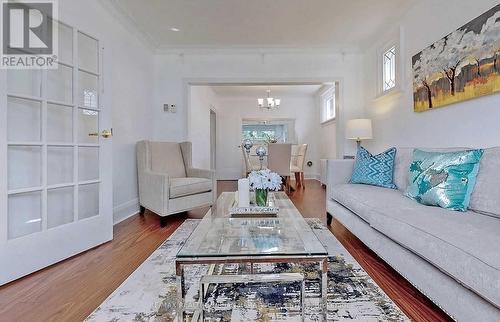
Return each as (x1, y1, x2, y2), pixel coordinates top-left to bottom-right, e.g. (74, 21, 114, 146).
(351, 146, 397, 189)
(405, 149, 484, 211)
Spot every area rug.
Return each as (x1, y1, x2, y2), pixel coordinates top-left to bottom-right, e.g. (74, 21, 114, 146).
(86, 219, 409, 322)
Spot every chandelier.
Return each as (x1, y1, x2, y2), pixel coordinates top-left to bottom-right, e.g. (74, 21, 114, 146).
(257, 89, 280, 109)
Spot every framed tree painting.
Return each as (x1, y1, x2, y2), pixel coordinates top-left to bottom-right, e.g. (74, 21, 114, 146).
(412, 4, 500, 112)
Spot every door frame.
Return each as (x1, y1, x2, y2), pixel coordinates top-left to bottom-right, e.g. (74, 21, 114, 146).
(209, 108, 216, 170)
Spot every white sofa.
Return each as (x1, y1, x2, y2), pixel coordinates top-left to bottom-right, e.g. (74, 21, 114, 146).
(326, 147, 500, 322)
(137, 141, 216, 226)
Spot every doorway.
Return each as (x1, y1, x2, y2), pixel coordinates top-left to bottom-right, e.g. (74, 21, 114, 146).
(210, 109, 216, 170)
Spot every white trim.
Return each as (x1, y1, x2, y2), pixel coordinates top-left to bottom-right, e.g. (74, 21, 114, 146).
(113, 198, 140, 225)
(97, 0, 157, 50)
(156, 46, 361, 56)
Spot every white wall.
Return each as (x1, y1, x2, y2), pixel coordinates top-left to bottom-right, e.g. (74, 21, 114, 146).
(188, 86, 219, 169)
(362, 0, 500, 153)
(215, 94, 320, 179)
(153, 53, 365, 159)
(59, 1, 155, 224)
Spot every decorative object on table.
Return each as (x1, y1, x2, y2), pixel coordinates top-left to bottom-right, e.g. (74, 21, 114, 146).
(346, 119, 373, 147)
(255, 145, 267, 170)
(405, 149, 484, 211)
(230, 192, 279, 217)
(242, 139, 253, 154)
(412, 4, 500, 112)
(248, 169, 282, 206)
(351, 146, 397, 189)
(86, 219, 408, 322)
(257, 89, 281, 109)
(237, 178, 250, 207)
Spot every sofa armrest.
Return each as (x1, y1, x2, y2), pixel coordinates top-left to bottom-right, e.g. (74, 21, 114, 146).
(186, 167, 217, 203)
(326, 159, 355, 200)
(138, 170, 170, 215)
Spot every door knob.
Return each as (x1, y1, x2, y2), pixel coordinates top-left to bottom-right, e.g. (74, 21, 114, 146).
(88, 129, 113, 138)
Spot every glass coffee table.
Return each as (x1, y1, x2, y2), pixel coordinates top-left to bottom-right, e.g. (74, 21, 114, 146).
(176, 192, 328, 321)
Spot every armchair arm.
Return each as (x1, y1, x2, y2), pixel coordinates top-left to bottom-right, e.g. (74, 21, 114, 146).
(138, 170, 170, 215)
(186, 167, 215, 180)
(186, 167, 217, 203)
(326, 159, 355, 200)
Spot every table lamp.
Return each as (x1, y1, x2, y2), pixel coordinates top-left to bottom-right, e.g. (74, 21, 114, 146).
(346, 119, 373, 147)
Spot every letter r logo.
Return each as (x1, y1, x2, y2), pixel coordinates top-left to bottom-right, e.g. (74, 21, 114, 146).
(2, 2, 53, 55)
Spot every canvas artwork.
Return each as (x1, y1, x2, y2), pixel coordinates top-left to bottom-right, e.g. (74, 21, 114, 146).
(412, 4, 500, 112)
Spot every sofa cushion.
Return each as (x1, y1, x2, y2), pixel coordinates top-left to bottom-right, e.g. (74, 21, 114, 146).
(350, 146, 397, 189)
(331, 184, 500, 307)
(330, 184, 403, 224)
(404, 149, 484, 211)
(393, 147, 468, 191)
(469, 146, 500, 218)
(170, 177, 212, 199)
(151, 142, 186, 178)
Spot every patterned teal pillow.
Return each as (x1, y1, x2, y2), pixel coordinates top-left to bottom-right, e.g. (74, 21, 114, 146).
(405, 149, 484, 211)
(351, 146, 397, 189)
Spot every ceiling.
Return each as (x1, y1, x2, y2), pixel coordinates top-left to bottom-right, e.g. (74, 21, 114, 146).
(210, 84, 324, 97)
(106, 0, 415, 51)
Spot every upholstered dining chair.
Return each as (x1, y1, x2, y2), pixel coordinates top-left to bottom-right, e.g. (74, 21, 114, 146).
(291, 144, 308, 188)
(137, 140, 216, 227)
(267, 143, 292, 193)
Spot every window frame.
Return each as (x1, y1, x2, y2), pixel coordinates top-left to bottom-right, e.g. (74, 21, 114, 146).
(320, 85, 337, 124)
(377, 39, 400, 97)
(382, 45, 397, 92)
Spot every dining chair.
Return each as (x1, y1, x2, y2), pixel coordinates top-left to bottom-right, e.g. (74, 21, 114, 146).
(242, 146, 260, 175)
(267, 143, 292, 193)
(291, 144, 308, 188)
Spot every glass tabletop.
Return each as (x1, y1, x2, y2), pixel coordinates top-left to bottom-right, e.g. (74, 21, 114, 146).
(177, 192, 327, 258)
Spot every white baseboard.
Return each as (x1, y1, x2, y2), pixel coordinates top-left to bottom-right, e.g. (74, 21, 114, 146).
(113, 198, 140, 225)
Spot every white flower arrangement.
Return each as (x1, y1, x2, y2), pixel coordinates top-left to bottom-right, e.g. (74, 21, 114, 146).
(248, 169, 282, 191)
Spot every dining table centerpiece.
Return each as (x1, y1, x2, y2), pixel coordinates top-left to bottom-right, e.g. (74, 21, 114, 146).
(248, 169, 282, 206)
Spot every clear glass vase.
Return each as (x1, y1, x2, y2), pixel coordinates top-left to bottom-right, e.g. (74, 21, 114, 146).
(255, 189, 268, 207)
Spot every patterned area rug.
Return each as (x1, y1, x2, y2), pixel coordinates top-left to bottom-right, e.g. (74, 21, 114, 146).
(86, 219, 409, 322)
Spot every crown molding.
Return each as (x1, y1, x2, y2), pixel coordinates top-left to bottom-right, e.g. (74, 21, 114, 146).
(154, 45, 361, 56)
(97, 0, 158, 51)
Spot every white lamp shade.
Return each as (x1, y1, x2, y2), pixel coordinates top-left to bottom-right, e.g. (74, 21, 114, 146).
(346, 119, 373, 140)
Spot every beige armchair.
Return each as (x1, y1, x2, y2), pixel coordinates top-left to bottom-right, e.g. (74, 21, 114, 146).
(137, 140, 216, 226)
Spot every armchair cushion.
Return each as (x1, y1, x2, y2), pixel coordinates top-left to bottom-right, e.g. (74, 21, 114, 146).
(170, 177, 212, 199)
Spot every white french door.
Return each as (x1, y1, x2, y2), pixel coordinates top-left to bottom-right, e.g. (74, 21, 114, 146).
(0, 21, 113, 285)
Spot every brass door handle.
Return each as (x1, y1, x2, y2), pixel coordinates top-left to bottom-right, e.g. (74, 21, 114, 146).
(88, 129, 113, 138)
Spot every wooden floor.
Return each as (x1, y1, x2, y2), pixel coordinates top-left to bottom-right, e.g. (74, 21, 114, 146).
(0, 180, 452, 322)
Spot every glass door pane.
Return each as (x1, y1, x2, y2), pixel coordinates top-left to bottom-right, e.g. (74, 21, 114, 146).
(58, 22, 73, 65)
(47, 64, 73, 103)
(47, 187, 74, 228)
(7, 97, 41, 142)
(47, 103, 73, 143)
(8, 192, 42, 239)
(8, 146, 42, 190)
(7, 69, 42, 97)
(78, 32, 99, 73)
